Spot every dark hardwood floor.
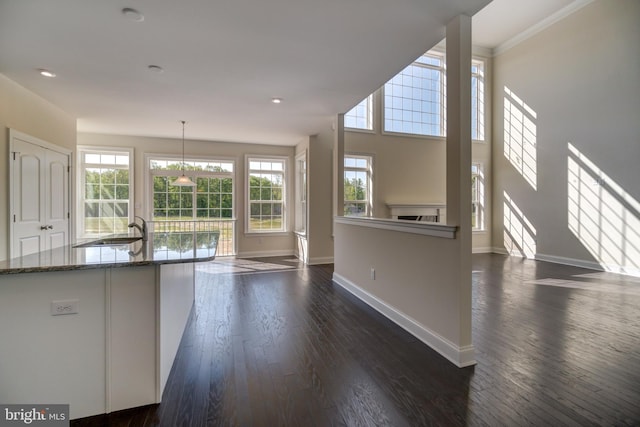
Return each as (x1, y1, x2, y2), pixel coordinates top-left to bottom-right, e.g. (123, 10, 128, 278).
(73, 255, 640, 426)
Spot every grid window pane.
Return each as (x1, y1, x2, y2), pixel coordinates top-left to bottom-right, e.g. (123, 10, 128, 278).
(344, 155, 372, 217)
(150, 158, 235, 224)
(80, 151, 131, 236)
(381, 51, 484, 140)
(248, 158, 286, 232)
(345, 95, 373, 130)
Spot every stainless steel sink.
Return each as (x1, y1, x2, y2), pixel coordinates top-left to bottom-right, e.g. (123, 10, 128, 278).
(74, 236, 142, 248)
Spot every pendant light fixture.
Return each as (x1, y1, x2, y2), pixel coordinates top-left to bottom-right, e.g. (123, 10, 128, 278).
(171, 120, 196, 186)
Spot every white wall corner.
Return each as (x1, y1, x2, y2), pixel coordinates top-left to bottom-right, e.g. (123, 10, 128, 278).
(472, 246, 494, 254)
(332, 272, 476, 368)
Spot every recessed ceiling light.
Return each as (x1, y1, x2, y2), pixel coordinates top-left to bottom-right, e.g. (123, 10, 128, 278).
(122, 7, 144, 22)
(271, 98, 282, 104)
(148, 65, 164, 73)
(38, 69, 56, 78)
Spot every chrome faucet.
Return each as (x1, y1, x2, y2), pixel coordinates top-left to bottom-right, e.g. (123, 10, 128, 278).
(128, 216, 148, 241)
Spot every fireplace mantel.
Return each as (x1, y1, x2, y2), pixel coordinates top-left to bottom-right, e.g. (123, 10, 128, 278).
(386, 203, 446, 223)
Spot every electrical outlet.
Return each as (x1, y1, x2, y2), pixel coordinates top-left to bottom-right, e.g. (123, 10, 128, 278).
(51, 299, 79, 316)
(371, 268, 376, 280)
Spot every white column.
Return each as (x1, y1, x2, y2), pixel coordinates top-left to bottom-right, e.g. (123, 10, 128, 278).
(446, 14, 474, 353)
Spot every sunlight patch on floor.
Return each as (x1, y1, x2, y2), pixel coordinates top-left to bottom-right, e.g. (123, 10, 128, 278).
(196, 258, 298, 274)
(525, 277, 640, 296)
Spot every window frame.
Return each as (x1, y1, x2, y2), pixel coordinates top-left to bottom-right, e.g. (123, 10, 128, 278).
(472, 162, 485, 231)
(344, 153, 374, 217)
(382, 50, 446, 139)
(145, 153, 236, 222)
(344, 94, 374, 131)
(77, 146, 134, 238)
(294, 151, 307, 235)
(380, 49, 486, 142)
(245, 155, 288, 235)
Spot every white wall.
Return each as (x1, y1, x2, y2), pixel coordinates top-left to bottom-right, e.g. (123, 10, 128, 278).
(307, 124, 335, 263)
(492, 0, 640, 275)
(333, 220, 474, 366)
(78, 132, 296, 257)
(0, 269, 107, 419)
(0, 74, 77, 261)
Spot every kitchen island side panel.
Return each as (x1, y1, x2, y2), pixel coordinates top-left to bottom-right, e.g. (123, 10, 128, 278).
(0, 269, 107, 419)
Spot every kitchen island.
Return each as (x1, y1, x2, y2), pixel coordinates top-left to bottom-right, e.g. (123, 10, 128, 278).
(0, 230, 219, 419)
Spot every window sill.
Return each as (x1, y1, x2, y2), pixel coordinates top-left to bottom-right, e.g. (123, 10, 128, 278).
(345, 127, 375, 135)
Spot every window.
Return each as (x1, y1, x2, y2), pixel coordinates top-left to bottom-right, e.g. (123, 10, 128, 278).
(345, 95, 373, 130)
(344, 154, 373, 216)
(294, 152, 307, 234)
(384, 52, 445, 136)
(78, 147, 133, 237)
(472, 162, 484, 230)
(247, 157, 286, 233)
(148, 156, 236, 256)
(471, 60, 485, 141)
(149, 157, 234, 221)
(382, 50, 485, 141)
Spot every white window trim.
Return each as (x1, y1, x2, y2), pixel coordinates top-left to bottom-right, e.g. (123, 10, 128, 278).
(294, 151, 308, 235)
(378, 49, 487, 143)
(77, 146, 134, 238)
(144, 153, 236, 221)
(344, 153, 375, 217)
(472, 162, 485, 231)
(345, 94, 374, 131)
(245, 155, 289, 235)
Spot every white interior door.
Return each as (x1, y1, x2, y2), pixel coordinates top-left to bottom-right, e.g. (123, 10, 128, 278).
(10, 133, 70, 258)
(47, 149, 70, 249)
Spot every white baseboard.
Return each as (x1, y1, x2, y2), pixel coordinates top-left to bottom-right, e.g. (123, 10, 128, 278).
(308, 256, 334, 265)
(535, 253, 640, 277)
(472, 246, 493, 254)
(490, 247, 510, 255)
(236, 249, 295, 259)
(487, 247, 640, 278)
(332, 273, 476, 368)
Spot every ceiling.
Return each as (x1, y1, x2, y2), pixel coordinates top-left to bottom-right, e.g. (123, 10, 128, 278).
(0, 0, 575, 146)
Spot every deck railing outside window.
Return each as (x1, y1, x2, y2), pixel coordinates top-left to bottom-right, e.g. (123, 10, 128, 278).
(149, 220, 235, 256)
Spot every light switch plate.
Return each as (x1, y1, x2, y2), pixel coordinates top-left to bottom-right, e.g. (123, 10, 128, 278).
(51, 299, 79, 316)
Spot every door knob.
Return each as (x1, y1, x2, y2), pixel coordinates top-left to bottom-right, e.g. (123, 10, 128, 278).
(48, 225, 53, 229)
(40, 225, 48, 230)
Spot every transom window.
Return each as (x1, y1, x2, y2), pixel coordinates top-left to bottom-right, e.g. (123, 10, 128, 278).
(344, 154, 373, 216)
(384, 52, 445, 136)
(345, 95, 373, 130)
(78, 147, 133, 237)
(471, 61, 485, 141)
(382, 50, 485, 140)
(247, 157, 286, 233)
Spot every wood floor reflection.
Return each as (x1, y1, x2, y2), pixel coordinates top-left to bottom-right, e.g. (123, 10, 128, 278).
(73, 255, 640, 426)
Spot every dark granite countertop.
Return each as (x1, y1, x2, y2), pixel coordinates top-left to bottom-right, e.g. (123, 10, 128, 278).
(0, 231, 220, 275)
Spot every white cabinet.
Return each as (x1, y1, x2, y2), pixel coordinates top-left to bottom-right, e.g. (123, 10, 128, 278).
(10, 130, 70, 257)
